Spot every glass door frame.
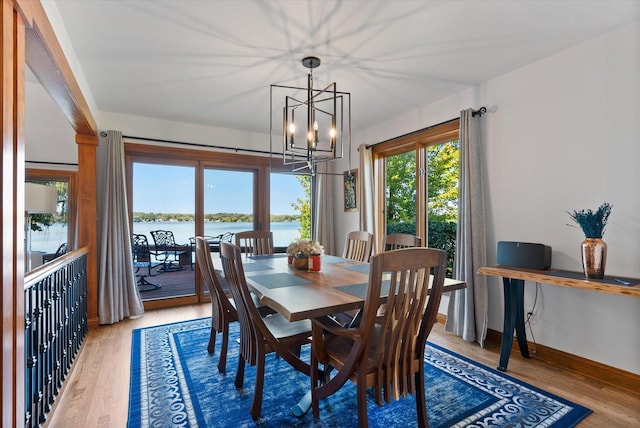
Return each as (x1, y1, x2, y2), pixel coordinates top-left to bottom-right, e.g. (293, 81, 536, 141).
(125, 142, 274, 309)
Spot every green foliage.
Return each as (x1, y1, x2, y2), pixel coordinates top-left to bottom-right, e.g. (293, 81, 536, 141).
(386, 151, 416, 224)
(427, 220, 457, 277)
(290, 175, 311, 239)
(387, 220, 457, 277)
(132, 212, 300, 223)
(427, 141, 459, 222)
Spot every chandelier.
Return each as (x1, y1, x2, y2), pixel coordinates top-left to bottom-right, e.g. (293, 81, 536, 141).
(270, 56, 351, 174)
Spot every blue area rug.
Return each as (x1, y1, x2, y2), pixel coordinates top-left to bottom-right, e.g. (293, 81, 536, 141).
(127, 318, 591, 427)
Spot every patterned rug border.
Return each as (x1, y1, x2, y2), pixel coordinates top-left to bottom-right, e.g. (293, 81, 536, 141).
(128, 318, 592, 427)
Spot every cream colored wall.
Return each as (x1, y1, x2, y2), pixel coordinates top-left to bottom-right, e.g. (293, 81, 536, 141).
(333, 20, 640, 374)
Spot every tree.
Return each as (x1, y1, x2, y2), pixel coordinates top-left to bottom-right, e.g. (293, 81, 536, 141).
(291, 175, 311, 239)
(386, 151, 416, 226)
(427, 140, 459, 222)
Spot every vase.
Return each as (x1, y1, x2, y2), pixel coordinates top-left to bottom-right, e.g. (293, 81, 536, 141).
(581, 238, 607, 279)
(293, 257, 309, 270)
(308, 254, 321, 271)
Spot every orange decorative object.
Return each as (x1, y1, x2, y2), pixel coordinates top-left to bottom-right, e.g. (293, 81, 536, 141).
(581, 238, 607, 279)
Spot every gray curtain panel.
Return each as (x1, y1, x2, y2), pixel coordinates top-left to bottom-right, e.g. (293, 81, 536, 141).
(98, 130, 144, 324)
(314, 162, 335, 256)
(445, 109, 488, 346)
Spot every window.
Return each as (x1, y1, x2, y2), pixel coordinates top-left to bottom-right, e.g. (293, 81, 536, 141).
(373, 119, 459, 276)
(25, 169, 77, 270)
(270, 173, 310, 247)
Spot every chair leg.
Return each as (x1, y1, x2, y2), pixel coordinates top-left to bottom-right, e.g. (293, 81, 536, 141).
(234, 357, 245, 389)
(250, 354, 265, 420)
(218, 325, 229, 373)
(415, 369, 429, 428)
(356, 370, 368, 428)
(310, 352, 320, 418)
(207, 327, 216, 355)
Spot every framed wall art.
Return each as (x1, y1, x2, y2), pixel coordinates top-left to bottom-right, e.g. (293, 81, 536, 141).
(343, 169, 358, 212)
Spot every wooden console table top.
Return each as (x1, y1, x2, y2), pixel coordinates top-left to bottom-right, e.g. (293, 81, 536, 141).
(478, 266, 640, 298)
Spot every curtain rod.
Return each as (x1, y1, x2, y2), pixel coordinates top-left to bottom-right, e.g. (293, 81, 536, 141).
(365, 106, 486, 150)
(120, 134, 345, 176)
(122, 134, 282, 156)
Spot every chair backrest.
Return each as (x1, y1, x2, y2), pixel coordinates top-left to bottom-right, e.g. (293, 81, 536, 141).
(234, 230, 274, 256)
(150, 229, 177, 249)
(342, 231, 374, 262)
(54, 242, 68, 257)
(220, 242, 270, 365)
(360, 247, 447, 403)
(382, 233, 422, 251)
(132, 234, 152, 264)
(195, 236, 236, 330)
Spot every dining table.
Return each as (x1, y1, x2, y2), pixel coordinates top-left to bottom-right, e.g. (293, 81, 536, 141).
(236, 252, 467, 416)
(240, 253, 467, 322)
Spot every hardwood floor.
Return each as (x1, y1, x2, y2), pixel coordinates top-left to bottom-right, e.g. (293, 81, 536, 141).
(45, 304, 639, 427)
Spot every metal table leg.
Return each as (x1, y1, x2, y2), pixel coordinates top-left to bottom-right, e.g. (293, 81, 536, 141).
(498, 277, 530, 371)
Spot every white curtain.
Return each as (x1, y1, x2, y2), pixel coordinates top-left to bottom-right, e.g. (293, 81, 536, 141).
(313, 162, 335, 256)
(98, 130, 144, 324)
(359, 144, 375, 248)
(445, 109, 488, 346)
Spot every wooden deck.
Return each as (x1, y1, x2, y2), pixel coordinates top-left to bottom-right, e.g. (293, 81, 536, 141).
(136, 262, 199, 300)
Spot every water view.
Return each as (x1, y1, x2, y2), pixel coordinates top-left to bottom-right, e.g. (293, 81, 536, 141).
(30, 221, 302, 254)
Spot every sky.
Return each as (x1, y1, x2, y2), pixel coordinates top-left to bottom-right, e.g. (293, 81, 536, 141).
(132, 163, 305, 215)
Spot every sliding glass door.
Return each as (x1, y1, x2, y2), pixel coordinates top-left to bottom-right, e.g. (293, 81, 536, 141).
(131, 162, 196, 302)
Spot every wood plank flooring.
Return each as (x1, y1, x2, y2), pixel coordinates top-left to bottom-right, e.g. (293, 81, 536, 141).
(44, 304, 640, 427)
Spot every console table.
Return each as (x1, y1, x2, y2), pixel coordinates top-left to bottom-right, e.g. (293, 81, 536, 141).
(478, 266, 640, 371)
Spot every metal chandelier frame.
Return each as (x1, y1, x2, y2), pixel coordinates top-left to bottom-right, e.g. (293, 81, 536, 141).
(270, 56, 351, 176)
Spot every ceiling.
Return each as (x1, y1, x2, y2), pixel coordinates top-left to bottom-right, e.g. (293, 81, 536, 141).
(50, 0, 640, 135)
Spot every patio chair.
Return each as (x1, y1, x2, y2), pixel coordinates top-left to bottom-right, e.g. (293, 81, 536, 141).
(189, 232, 234, 269)
(310, 247, 447, 427)
(220, 242, 311, 419)
(150, 229, 185, 272)
(132, 234, 161, 290)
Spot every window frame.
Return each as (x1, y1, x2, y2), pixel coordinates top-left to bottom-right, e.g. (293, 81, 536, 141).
(371, 119, 460, 251)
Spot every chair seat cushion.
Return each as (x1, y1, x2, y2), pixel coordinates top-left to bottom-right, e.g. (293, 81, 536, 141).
(263, 313, 311, 341)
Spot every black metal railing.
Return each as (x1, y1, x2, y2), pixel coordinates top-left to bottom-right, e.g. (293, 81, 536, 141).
(24, 248, 88, 428)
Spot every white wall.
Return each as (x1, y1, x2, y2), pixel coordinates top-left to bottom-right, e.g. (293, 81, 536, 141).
(334, 21, 640, 374)
(25, 80, 77, 168)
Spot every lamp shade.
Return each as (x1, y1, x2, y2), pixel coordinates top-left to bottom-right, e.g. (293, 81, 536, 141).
(25, 182, 58, 214)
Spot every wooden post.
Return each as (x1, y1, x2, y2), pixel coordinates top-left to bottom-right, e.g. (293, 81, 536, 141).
(76, 134, 99, 327)
(1, 0, 26, 425)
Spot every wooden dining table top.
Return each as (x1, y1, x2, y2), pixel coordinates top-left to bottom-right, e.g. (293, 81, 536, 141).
(240, 254, 467, 322)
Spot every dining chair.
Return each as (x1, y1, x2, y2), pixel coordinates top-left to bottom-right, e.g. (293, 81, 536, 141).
(195, 237, 274, 372)
(310, 247, 447, 428)
(234, 230, 274, 256)
(382, 233, 422, 251)
(150, 229, 185, 272)
(219, 242, 311, 420)
(342, 230, 374, 262)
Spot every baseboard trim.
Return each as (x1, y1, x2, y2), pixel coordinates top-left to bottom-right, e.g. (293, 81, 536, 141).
(435, 316, 639, 395)
(484, 328, 639, 395)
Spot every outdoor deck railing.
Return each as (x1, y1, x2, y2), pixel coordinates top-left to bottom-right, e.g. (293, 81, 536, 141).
(24, 247, 88, 428)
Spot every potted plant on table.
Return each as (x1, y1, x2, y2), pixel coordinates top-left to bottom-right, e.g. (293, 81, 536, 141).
(567, 201, 612, 279)
(287, 239, 324, 270)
